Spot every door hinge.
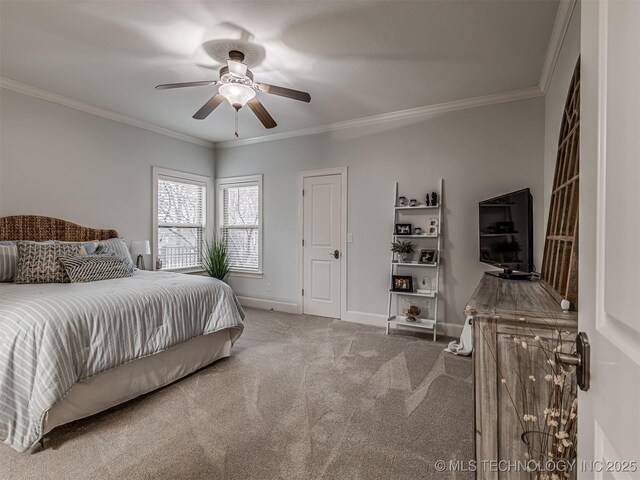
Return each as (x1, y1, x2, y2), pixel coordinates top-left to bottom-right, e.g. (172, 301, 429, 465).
(302, 289, 304, 296)
(302, 239, 305, 246)
(302, 189, 305, 196)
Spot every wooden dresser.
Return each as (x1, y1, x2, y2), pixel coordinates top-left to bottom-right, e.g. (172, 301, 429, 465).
(465, 274, 578, 480)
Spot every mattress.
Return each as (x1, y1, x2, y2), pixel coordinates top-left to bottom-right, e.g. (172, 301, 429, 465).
(0, 270, 244, 453)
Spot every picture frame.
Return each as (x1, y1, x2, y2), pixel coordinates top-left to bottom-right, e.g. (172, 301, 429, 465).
(427, 226, 438, 236)
(391, 275, 413, 292)
(394, 223, 412, 235)
(428, 218, 439, 227)
(418, 249, 438, 264)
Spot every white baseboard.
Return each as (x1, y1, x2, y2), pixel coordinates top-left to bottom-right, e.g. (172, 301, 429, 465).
(342, 310, 463, 338)
(238, 300, 465, 338)
(342, 310, 387, 327)
(438, 323, 464, 338)
(236, 296, 299, 314)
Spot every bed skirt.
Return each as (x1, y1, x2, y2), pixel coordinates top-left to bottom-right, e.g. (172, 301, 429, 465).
(42, 328, 239, 436)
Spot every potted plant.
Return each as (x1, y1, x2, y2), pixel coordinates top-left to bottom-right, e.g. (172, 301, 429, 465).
(391, 240, 416, 263)
(202, 237, 230, 282)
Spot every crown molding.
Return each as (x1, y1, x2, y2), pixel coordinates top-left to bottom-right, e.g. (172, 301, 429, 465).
(539, 0, 578, 93)
(216, 86, 544, 149)
(0, 77, 215, 149)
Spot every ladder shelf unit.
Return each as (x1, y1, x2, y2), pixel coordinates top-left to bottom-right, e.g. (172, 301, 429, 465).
(386, 178, 443, 341)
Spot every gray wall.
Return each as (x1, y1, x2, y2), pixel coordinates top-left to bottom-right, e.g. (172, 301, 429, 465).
(544, 2, 581, 230)
(0, 90, 215, 262)
(217, 98, 545, 327)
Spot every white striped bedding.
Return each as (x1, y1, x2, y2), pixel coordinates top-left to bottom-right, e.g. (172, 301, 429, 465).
(0, 270, 244, 453)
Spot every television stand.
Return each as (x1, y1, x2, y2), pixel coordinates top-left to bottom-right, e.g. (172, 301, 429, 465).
(486, 269, 532, 280)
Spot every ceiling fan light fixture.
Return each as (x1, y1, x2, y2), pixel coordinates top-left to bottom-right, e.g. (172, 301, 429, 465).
(227, 59, 248, 78)
(218, 83, 256, 109)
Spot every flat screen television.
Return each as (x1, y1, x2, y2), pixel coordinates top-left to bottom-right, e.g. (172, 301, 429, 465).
(479, 188, 533, 280)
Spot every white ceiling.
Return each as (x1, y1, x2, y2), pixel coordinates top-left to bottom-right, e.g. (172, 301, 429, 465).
(0, 1, 559, 144)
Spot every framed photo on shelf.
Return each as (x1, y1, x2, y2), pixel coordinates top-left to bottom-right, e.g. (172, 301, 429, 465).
(418, 249, 438, 264)
(391, 275, 413, 292)
(427, 226, 438, 236)
(394, 224, 412, 235)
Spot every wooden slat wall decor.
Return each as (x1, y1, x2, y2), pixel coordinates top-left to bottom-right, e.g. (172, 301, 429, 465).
(541, 58, 580, 310)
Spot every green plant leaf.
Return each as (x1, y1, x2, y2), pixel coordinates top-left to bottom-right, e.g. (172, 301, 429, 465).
(202, 237, 230, 281)
(391, 240, 416, 254)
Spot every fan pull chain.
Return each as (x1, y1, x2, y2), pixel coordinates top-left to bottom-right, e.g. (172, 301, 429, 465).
(234, 109, 239, 137)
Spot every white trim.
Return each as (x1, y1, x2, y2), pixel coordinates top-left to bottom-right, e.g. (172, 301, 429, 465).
(2, 76, 549, 151)
(216, 174, 264, 276)
(216, 87, 543, 149)
(152, 167, 214, 272)
(235, 302, 465, 337)
(297, 167, 348, 319)
(236, 296, 299, 314)
(538, 0, 578, 93)
(228, 271, 264, 279)
(0, 76, 215, 149)
(342, 310, 463, 337)
(342, 311, 388, 328)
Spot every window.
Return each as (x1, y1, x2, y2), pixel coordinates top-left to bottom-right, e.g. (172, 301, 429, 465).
(153, 168, 211, 271)
(217, 175, 262, 275)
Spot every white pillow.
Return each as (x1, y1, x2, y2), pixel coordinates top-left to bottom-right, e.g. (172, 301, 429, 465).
(96, 238, 135, 269)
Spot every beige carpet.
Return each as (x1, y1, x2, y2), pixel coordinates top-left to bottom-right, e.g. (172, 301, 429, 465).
(0, 308, 474, 480)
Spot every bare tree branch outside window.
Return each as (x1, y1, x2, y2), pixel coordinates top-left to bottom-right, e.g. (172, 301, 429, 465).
(157, 178, 205, 270)
(222, 184, 259, 271)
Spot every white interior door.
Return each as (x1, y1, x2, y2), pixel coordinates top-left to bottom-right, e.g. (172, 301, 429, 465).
(303, 174, 341, 318)
(580, 0, 640, 475)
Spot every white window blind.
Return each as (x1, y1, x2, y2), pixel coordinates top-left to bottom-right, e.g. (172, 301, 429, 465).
(157, 176, 206, 270)
(219, 179, 261, 272)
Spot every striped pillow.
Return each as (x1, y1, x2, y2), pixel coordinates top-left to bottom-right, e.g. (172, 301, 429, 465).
(0, 245, 17, 282)
(96, 238, 135, 269)
(59, 254, 134, 283)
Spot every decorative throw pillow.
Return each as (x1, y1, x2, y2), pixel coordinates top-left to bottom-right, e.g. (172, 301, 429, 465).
(59, 253, 134, 283)
(54, 240, 98, 256)
(0, 245, 17, 282)
(14, 242, 83, 284)
(96, 238, 135, 269)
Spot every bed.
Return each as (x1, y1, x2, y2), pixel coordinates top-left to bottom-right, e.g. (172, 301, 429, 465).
(0, 216, 245, 453)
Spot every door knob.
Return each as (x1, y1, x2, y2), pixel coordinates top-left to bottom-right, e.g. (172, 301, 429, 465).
(555, 332, 590, 391)
(330, 249, 340, 259)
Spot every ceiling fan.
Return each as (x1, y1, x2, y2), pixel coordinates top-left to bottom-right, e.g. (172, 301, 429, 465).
(155, 50, 311, 137)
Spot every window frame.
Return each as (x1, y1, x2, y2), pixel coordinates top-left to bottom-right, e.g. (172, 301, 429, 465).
(152, 167, 213, 273)
(216, 174, 263, 278)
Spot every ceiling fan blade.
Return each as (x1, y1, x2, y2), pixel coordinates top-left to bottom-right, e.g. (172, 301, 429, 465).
(247, 98, 277, 129)
(256, 83, 311, 103)
(193, 93, 225, 120)
(155, 81, 217, 90)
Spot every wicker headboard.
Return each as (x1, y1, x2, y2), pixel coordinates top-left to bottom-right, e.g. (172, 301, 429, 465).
(0, 215, 118, 242)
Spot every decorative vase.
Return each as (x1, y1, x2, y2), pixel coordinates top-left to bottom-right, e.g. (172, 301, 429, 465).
(397, 253, 408, 263)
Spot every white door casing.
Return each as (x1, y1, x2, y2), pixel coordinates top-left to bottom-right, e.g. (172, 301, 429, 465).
(580, 0, 640, 476)
(302, 173, 342, 318)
